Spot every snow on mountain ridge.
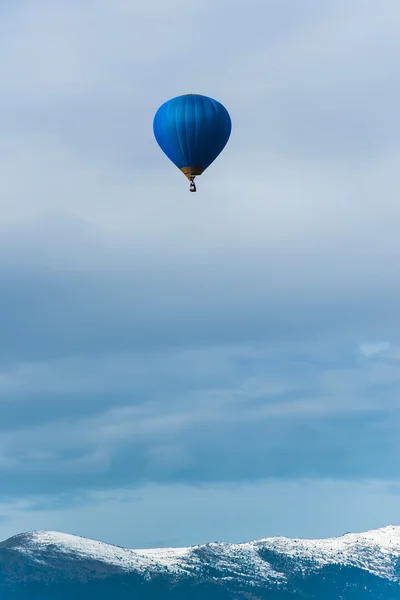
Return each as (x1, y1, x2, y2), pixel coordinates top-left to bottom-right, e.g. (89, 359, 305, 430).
(3, 530, 183, 574)
(259, 526, 400, 576)
(2, 525, 400, 582)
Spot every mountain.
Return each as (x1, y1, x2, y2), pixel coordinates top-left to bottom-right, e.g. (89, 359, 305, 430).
(0, 525, 399, 598)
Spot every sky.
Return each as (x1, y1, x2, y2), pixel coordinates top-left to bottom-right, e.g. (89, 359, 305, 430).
(0, 0, 400, 549)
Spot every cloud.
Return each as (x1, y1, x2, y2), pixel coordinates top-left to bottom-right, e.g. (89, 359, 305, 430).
(0, 340, 399, 500)
(358, 342, 392, 358)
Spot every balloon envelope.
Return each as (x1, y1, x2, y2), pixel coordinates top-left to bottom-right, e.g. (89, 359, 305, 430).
(153, 94, 231, 179)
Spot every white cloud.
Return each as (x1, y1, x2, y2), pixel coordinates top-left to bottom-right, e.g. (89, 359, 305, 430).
(358, 342, 392, 358)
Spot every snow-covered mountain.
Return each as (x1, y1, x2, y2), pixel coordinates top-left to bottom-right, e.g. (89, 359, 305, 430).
(0, 525, 399, 598)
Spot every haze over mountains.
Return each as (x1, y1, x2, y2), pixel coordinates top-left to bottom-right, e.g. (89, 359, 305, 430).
(0, 525, 399, 598)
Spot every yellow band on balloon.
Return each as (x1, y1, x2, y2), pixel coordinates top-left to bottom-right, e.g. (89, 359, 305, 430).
(180, 166, 205, 179)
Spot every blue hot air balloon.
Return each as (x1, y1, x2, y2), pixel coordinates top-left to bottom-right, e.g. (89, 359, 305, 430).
(153, 94, 231, 192)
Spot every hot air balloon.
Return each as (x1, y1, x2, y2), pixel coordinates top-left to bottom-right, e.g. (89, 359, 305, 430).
(153, 94, 231, 192)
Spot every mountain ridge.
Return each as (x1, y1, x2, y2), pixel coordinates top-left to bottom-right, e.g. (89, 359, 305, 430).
(0, 525, 399, 598)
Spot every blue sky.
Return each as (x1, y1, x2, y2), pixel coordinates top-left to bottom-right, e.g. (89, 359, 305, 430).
(0, 0, 400, 549)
